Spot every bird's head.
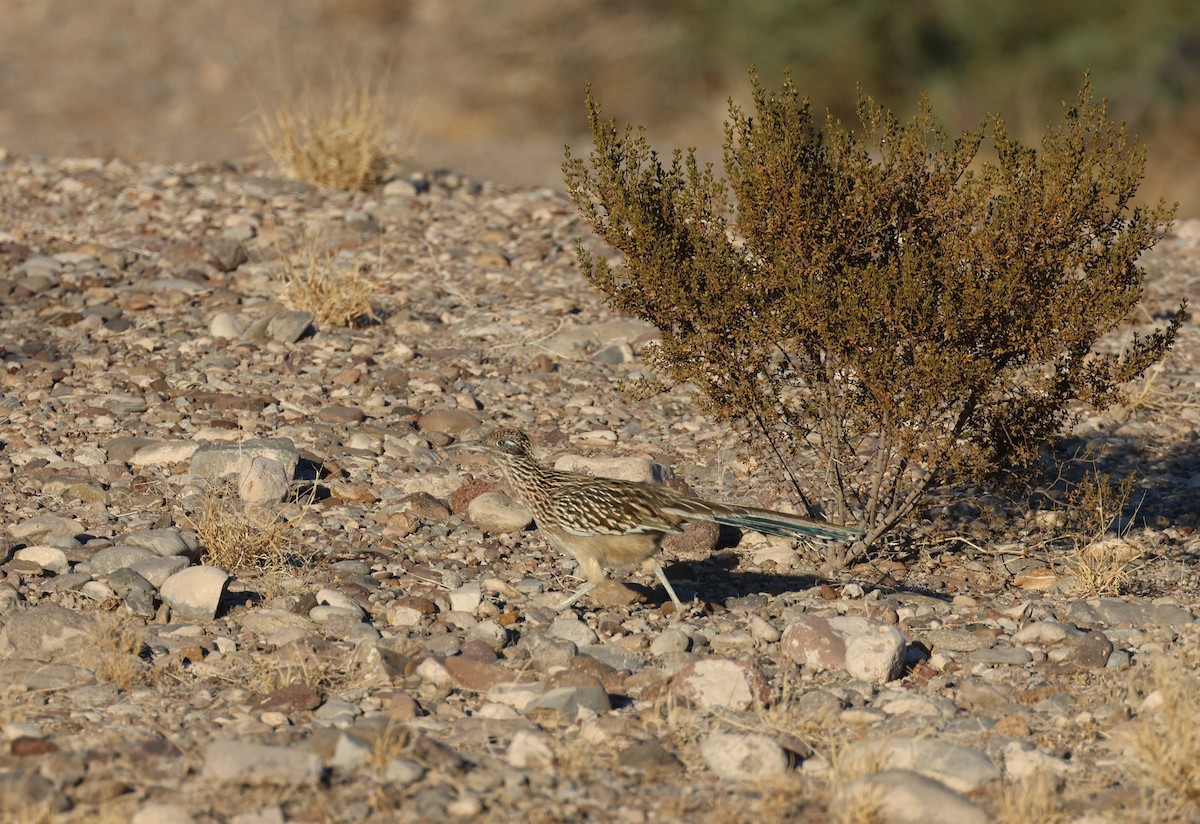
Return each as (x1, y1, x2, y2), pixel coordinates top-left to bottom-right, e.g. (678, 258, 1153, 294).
(443, 427, 533, 462)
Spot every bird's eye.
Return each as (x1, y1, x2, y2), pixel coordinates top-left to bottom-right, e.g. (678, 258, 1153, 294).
(499, 438, 517, 448)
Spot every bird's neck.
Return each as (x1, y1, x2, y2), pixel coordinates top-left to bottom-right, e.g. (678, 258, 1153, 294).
(497, 455, 556, 512)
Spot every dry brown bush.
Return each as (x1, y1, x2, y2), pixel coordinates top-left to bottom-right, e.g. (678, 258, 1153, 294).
(565, 72, 1184, 565)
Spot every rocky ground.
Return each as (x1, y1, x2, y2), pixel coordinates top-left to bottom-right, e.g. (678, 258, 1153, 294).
(0, 148, 1198, 823)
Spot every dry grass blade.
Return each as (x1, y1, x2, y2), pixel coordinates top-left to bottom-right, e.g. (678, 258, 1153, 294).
(280, 238, 382, 328)
(1133, 661, 1200, 815)
(366, 720, 416, 776)
(255, 75, 400, 192)
(1071, 536, 1151, 596)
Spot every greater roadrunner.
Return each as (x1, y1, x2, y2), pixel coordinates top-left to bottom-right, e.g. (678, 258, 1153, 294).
(445, 428, 862, 610)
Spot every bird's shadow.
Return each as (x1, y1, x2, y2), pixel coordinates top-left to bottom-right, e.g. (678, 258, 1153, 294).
(648, 548, 953, 608)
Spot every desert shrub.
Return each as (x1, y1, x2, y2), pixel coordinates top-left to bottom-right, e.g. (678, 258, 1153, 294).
(564, 71, 1183, 563)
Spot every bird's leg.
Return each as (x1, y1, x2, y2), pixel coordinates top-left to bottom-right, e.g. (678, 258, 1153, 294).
(554, 546, 607, 611)
(651, 561, 685, 613)
(556, 580, 597, 611)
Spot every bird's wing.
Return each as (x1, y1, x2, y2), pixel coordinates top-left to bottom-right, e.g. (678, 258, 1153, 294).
(545, 479, 687, 537)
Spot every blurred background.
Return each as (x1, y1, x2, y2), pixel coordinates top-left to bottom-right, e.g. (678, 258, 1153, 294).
(2, 0, 1198, 212)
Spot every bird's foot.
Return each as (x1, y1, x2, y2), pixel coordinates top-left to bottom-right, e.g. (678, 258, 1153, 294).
(651, 561, 692, 622)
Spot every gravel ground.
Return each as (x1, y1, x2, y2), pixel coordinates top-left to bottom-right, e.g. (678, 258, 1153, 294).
(0, 149, 1199, 823)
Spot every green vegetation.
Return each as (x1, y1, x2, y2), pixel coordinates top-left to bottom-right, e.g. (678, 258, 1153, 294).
(565, 72, 1183, 563)
(674, 0, 1200, 133)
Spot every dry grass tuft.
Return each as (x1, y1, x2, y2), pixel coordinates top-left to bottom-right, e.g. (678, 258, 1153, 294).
(1040, 451, 1151, 597)
(280, 237, 382, 327)
(216, 641, 346, 698)
(1071, 536, 1150, 597)
(366, 720, 416, 776)
(1061, 466, 1149, 597)
(189, 480, 307, 575)
(994, 775, 1067, 824)
(1133, 661, 1200, 815)
(78, 612, 148, 690)
(816, 733, 933, 824)
(255, 74, 401, 192)
(1121, 361, 1196, 418)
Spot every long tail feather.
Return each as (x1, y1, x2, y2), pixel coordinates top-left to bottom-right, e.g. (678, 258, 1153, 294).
(664, 499, 862, 542)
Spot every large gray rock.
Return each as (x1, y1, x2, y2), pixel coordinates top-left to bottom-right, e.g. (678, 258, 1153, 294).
(0, 659, 96, 691)
(87, 545, 159, 576)
(130, 441, 200, 467)
(121, 528, 197, 558)
(671, 658, 771, 711)
(238, 456, 290, 504)
(553, 454, 669, 483)
(783, 615, 907, 684)
(844, 738, 999, 793)
(189, 438, 299, 482)
(525, 674, 611, 717)
(700, 732, 789, 781)
(128, 555, 191, 588)
(507, 730, 555, 769)
(265, 310, 314, 343)
(160, 566, 229, 621)
(845, 624, 907, 684)
(13, 545, 69, 574)
(835, 770, 988, 824)
(0, 603, 90, 660)
(201, 740, 323, 786)
(10, 515, 84, 543)
(1068, 597, 1194, 628)
(467, 493, 532, 534)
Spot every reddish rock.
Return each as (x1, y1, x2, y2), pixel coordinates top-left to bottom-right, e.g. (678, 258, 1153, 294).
(380, 691, 422, 721)
(329, 482, 376, 504)
(443, 656, 522, 692)
(459, 639, 498, 662)
(252, 683, 323, 714)
(417, 408, 482, 436)
(449, 478, 501, 514)
(393, 595, 439, 615)
(11, 737, 57, 756)
(316, 405, 365, 423)
(1068, 629, 1114, 669)
(780, 616, 848, 670)
(661, 519, 721, 557)
(545, 669, 606, 692)
(570, 655, 617, 680)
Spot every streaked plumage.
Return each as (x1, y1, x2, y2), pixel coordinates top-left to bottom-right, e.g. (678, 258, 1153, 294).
(444, 428, 861, 609)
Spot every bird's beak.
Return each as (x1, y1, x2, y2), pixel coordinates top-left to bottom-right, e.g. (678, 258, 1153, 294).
(441, 439, 487, 456)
